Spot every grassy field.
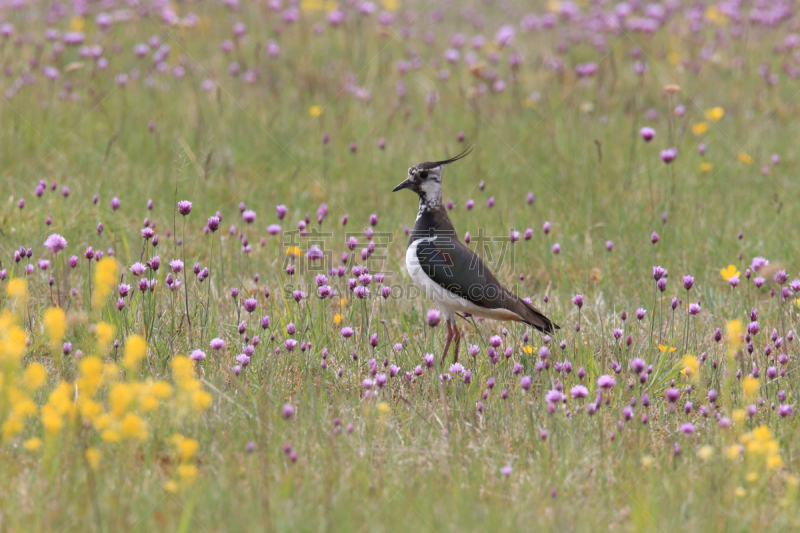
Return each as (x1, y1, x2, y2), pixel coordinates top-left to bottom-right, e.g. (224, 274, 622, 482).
(2, 0, 800, 531)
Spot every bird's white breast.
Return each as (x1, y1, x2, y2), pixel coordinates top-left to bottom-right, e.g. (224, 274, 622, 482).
(405, 238, 521, 322)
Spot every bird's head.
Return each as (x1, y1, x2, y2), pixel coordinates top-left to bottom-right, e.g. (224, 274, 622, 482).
(392, 146, 473, 202)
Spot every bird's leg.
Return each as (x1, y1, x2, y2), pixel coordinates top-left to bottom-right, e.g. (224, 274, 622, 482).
(440, 321, 454, 366)
(453, 324, 462, 363)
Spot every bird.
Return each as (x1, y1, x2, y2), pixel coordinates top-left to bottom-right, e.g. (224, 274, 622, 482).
(393, 146, 558, 365)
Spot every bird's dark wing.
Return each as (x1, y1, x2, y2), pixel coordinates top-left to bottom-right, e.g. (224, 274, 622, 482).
(415, 236, 558, 333)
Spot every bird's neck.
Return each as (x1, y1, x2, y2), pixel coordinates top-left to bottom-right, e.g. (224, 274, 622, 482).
(409, 201, 455, 246)
(417, 190, 443, 217)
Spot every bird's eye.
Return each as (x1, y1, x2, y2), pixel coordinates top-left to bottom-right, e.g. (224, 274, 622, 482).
(418, 170, 429, 180)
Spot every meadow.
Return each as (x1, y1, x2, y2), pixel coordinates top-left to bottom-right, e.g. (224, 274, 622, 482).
(1, 0, 800, 530)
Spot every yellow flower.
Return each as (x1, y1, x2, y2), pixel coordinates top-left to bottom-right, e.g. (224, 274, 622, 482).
(725, 444, 741, 459)
(109, 382, 134, 417)
(381, 0, 398, 10)
(92, 257, 119, 309)
(734, 487, 746, 497)
(173, 435, 200, 462)
(78, 356, 105, 396)
(101, 429, 120, 443)
(120, 412, 148, 440)
(150, 381, 173, 399)
(658, 344, 677, 353)
(700, 162, 713, 173)
(522, 345, 534, 355)
(69, 16, 84, 31)
(178, 464, 199, 485)
(308, 105, 323, 117)
(24, 437, 42, 451)
(767, 454, 783, 470)
(746, 472, 759, 483)
(41, 404, 64, 435)
(85, 447, 101, 469)
(738, 153, 753, 165)
(681, 355, 699, 380)
(172, 356, 196, 387)
(164, 480, 178, 493)
(42, 307, 67, 349)
(6, 278, 28, 309)
(720, 265, 740, 281)
(334, 313, 342, 326)
(1, 324, 28, 363)
(123, 335, 148, 372)
(705, 6, 728, 25)
(726, 320, 743, 349)
(732, 408, 746, 423)
(286, 246, 302, 257)
(641, 456, 654, 468)
(95, 321, 115, 350)
(691, 122, 708, 135)
(742, 376, 759, 398)
(2, 417, 24, 441)
(667, 51, 681, 65)
(23, 363, 47, 390)
(300, 0, 322, 12)
(191, 390, 212, 412)
(705, 107, 725, 122)
(323, 0, 338, 12)
(697, 445, 714, 460)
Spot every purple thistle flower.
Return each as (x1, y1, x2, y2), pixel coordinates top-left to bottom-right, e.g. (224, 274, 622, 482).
(44, 233, 67, 255)
(190, 349, 206, 361)
(640, 127, 655, 142)
(597, 375, 615, 389)
(660, 147, 677, 163)
(178, 200, 192, 216)
(427, 309, 441, 327)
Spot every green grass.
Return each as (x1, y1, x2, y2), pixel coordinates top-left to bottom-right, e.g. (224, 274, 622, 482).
(1, 1, 800, 531)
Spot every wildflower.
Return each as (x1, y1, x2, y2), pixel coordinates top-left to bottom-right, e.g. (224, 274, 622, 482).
(640, 127, 655, 142)
(23, 363, 47, 390)
(190, 349, 206, 362)
(691, 122, 708, 135)
(427, 309, 441, 327)
(281, 404, 295, 420)
(704, 107, 724, 121)
(92, 257, 119, 309)
(597, 375, 615, 389)
(700, 162, 713, 172)
(178, 200, 192, 216)
(681, 355, 700, 380)
(123, 335, 148, 371)
(738, 153, 753, 165)
(742, 376, 759, 398)
(309, 105, 323, 117)
(44, 233, 67, 255)
(720, 265, 740, 281)
(660, 148, 677, 163)
(43, 307, 66, 349)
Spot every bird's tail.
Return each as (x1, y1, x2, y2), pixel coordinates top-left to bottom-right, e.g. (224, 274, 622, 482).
(514, 295, 559, 333)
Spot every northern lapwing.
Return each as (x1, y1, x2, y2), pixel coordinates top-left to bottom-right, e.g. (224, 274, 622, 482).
(393, 147, 559, 364)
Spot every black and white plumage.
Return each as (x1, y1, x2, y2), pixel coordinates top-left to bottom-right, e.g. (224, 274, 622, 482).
(393, 147, 558, 364)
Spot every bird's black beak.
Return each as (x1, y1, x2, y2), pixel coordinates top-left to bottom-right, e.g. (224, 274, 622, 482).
(392, 179, 411, 192)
